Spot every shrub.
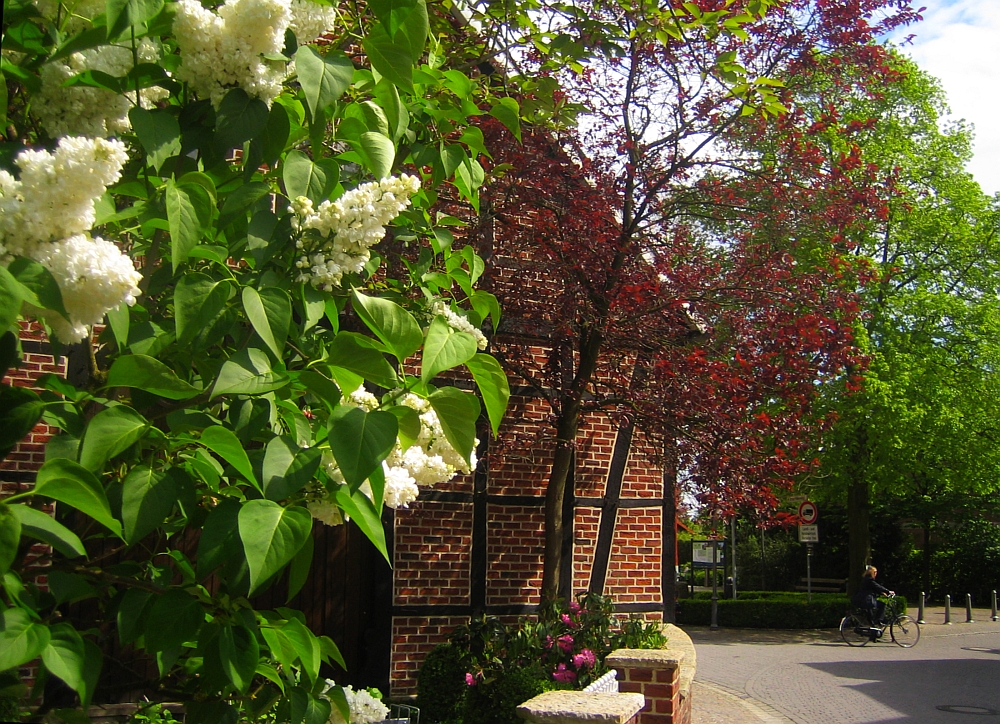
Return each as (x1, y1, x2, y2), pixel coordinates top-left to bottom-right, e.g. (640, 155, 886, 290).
(0, 670, 25, 722)
(462, 665, 555, 724)
(677, 592, 907, 628)
(418, 644, 467, 724)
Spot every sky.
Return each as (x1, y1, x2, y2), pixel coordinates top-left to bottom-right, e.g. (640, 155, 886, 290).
(896, 0, 1000, 196)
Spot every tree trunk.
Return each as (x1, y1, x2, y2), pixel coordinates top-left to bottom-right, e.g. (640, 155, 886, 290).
(662, 445, 679, 622)
(846, 475, 871, 597)
(922, 517, 933, 598)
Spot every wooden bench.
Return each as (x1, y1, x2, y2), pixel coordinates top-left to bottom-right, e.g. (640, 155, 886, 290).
(794, 577, 847, 593)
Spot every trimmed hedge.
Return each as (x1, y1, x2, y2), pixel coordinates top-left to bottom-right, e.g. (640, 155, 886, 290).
(677, 592, 907, 628)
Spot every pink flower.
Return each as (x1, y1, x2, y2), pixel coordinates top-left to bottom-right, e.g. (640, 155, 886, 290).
(569, 601, 581, 614)
(552, 663, 577, 683)
(465, 673, 476, 686)
(572, 649, 596, 670)
(557, 634, 574, 653)
(561, 613, 576, 627)
(544, 635, 554, 650)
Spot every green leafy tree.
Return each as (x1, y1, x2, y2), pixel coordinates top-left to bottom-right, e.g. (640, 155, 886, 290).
(807, 53, 1000, 595)
(0, 0, 520, 718)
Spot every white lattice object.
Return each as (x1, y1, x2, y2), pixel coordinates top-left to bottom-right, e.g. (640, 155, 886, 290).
(583, 670, 619, 693)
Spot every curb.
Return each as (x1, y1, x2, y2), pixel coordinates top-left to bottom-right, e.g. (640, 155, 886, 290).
(694, 679, 795, 724)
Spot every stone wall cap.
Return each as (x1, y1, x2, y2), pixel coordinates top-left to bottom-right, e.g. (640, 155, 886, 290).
(605, 648, 685, 669)
(516, 691, 646, 724)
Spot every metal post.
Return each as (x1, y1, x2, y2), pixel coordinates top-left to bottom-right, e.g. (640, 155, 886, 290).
(966, 593, 975, 623)
(711, 540, 719, 630)
(992, 590, 997, 622)
(917, 591, 926, 624)
(731, 517, 738, 601)
(945, 594, 952, 625)
(806, 543, 813, 603)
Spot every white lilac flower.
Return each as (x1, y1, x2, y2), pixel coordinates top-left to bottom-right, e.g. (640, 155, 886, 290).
(292, 175, 421, 290)
(383, 462, 419, 508)
(430, 299, 488, 350)
(0, 136, 129, 254)
(0, 138, 137, 344)
(288, 0, 338, 43)
(32, 40, 168, 138)
(173, 0, 292, 106)
(322, 682, 389, 724)
(30, 235, 142, 343)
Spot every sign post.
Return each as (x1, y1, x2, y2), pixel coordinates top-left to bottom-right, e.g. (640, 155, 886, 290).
(798, 500, 819, 603)
(710, 540, 719, 630)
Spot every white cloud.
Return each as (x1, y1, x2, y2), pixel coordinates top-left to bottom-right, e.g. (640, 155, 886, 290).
(896, 0, 1000, 195)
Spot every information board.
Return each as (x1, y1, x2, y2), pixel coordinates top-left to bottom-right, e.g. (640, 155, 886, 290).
(692, 540, 724, 567)
(798, 524, 819, 543)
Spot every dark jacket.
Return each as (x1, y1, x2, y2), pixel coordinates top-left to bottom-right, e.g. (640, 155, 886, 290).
(853, 576, 890, 609)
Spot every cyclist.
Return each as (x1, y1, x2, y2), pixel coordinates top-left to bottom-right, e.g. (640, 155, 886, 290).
(853, 565, 895, 635)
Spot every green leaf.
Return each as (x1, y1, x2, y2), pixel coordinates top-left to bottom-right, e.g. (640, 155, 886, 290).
(186, 701, 237, 724)
(106, 302, 130, 352)
(49, 26, 108, 63)
(217, 182, 270, 230)
(144, 589, 204, 653)
(259, 102, 291, 166)
(358, 131, 396, 178)
(0, 384, 44, 453)
(219, 624, 259, 693)
(196, 498, 243, 580)
(10, 504, 85, 558)
(200, 425, 260, 489)
(295, 46, 353, 121)
(428, 386, 480, 465)
(489, 97, 521, 142)
(286, 532, 313, 602)
(78, 405, 149, 472)
(334, 484, 389, 563)
(47, 571, 96, 604)
(264, 439, 320, 501)
(174, 274, 230, 345)
(0, 608, 50, 671)
(41, 623, 85, 695)
(32, 458, 122, 537)
(279, 618, 321, 684)
(129, 107, 181, 172)
(238, 500, 313, 594)
(325, 685, 351, 724)
(7, 257, 67, 317)
(80, 638, 102, 708)
(121, 466, 178, 544)
(464, 353, 509, 436)
(327, 406, 397, 489)
(304, 694, 332, 724)
(363, 25, 414, 93)
(386, 405, 420, 450)
(0, 504, 20, 574)
(351, 290, 423, 361)
(327, 332, 398, 388)
(216, 88, 269, 150)
(299, 370, 341, 410)
(106, 355, 201, 399)
(0, 267, 23, 331)
(422, 316, 478, 381)
(212, 347, 290, 398)
(282, 150, 339, 202)
(117, 589, 152, 644)
(166, 180, 213, 271)
(105, 0, 164, 39)
(243, 287, 292, 359)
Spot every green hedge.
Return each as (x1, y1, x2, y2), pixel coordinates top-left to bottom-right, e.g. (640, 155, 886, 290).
(677, 593, 907, 628)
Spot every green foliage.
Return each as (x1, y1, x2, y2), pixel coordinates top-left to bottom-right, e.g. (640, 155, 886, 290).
(417, 644, 466, 724)
(678, 592, 907, 628)
(462, 665, 554, 724)
(928, 518, 1000, 603)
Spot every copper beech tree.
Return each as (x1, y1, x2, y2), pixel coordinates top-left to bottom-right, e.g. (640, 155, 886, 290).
(459, 0, 920, 602)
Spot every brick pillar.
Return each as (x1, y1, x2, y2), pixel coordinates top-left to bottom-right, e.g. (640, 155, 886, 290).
(605, 649, 691, 724)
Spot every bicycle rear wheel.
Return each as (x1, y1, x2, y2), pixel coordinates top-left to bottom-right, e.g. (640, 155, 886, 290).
(890, 615, 920, 648)
(841, 614, 870, 646)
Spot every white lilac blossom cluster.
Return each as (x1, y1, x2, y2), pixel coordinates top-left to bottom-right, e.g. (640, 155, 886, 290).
(291, 175, 421, 290)
(0, 137, 141, 343)
(32, 39, 168, 138)
(321, 682, 389, 724)
(305, 386, 478, 525)
(173, 0, 337, 107)
(430, 299, 488, 350)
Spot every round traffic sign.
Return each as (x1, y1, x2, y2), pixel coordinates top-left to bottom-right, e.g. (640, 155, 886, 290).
(799, 500, 818, 524)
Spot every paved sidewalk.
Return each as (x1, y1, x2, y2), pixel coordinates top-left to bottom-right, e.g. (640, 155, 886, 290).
(688, 607, 1000, 723)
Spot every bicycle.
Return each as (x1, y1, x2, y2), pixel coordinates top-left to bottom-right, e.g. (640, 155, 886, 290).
(840, 594, 920, 648)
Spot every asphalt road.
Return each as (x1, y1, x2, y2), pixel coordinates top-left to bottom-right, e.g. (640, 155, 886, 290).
(686, 607, 1000, 724)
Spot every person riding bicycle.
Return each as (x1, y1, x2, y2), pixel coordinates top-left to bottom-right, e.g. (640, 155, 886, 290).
(853, 565, 895, 628)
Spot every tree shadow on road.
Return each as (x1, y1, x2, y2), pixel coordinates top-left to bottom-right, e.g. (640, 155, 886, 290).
(804, 658, 1000, 722)
(682, 626, 840, 646)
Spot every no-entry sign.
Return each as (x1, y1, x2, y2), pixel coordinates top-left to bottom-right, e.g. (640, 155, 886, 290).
(798, 500, 818, 524)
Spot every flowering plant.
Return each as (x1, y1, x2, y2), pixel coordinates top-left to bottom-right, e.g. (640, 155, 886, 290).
(0, 0, 518, 718)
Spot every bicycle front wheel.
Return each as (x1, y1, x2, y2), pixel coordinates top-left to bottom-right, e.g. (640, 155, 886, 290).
(841, 614, 870, 646)
(890, 615, 920, 648)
